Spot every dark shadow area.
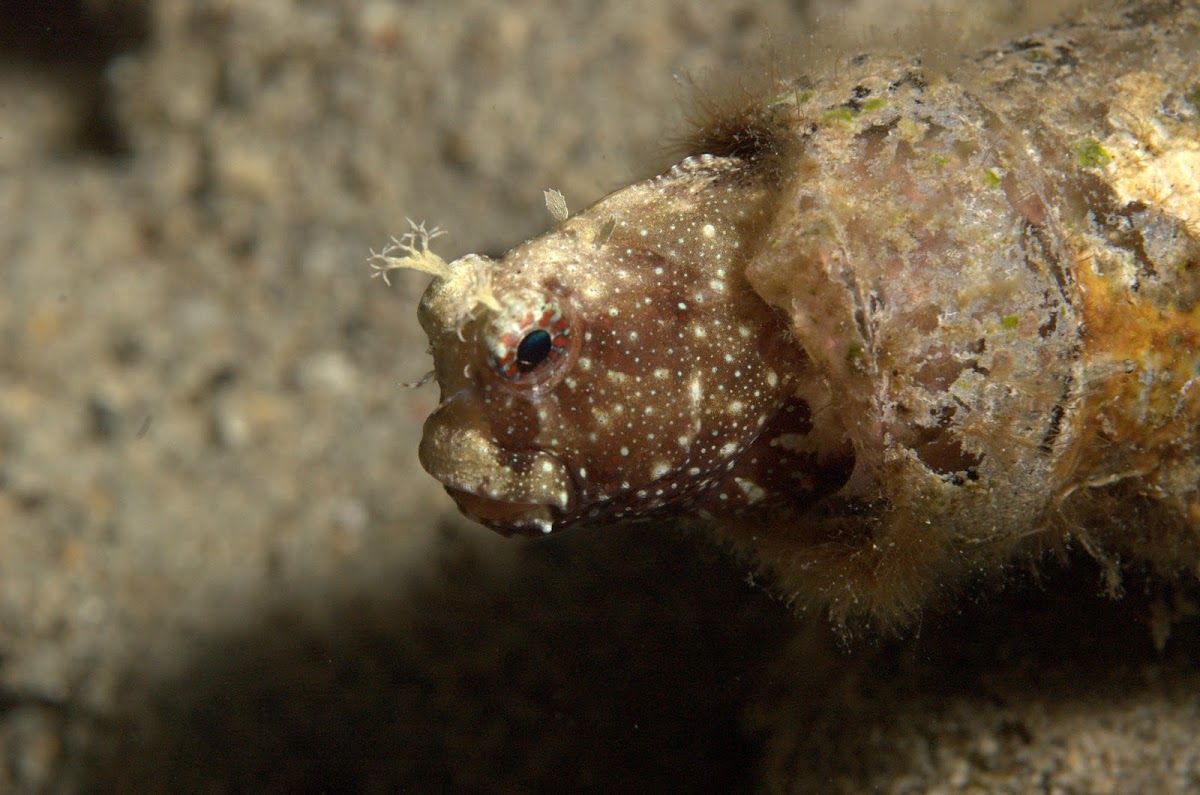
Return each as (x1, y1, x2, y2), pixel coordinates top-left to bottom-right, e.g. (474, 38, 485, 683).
(77, 522, 793, 793)
(752, 560, 1200, 791)
(0, 0, 149, 155)
(71, 522, 1200, 793)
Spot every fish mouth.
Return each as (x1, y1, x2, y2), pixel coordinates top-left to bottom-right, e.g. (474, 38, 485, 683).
(442, 489, 563, 537)
(418, 400, 576, 536)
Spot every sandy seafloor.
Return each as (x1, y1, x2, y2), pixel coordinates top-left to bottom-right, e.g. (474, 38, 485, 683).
(1, 0, 1198, 792)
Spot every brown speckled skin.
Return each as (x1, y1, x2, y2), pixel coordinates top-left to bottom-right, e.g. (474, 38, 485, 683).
(417, 156, 853, 536)
(415, 0, 1200, 626)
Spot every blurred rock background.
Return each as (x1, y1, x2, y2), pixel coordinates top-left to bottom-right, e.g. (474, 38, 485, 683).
(0, 0, 1196, 791)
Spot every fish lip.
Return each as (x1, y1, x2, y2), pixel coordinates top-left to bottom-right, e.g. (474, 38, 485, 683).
(420, 443, 577, 516)
(418, 412, 577, 535)
(442, 488, 566, 537)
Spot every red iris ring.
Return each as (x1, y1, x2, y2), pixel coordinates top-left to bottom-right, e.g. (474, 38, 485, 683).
(494, 308, 571, 381)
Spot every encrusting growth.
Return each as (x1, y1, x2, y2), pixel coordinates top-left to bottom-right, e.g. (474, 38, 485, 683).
(375, 0, 1200, 630)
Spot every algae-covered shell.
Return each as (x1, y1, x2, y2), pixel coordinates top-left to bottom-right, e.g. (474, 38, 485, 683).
(711, 0, 1200, 623)
(387, 0, 1200, 627)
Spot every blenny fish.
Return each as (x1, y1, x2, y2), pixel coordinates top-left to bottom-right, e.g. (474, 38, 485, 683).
(375, 0, 1200, 626)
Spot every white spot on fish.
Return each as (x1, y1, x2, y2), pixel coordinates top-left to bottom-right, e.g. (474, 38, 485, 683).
(735, 477, 767, 505)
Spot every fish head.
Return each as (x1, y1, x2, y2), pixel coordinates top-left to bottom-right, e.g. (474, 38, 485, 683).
(415, 157, 809, 535)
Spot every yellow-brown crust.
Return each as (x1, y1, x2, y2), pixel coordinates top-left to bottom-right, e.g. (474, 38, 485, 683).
(713, 0, 1200, 627)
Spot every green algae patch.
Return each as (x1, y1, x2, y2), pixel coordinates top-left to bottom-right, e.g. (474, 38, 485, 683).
(823, 107, 857, 123)
(1075, 138, 1112, 169)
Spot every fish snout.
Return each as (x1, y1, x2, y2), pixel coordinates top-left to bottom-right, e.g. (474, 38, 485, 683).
(418, 395, 575, 535)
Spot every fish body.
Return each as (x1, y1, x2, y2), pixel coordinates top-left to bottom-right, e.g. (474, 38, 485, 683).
(388, 0, 1200, 625)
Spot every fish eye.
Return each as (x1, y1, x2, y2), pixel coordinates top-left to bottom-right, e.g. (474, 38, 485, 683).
(484, 292, 573, 383)
(516, 329, 553, 371)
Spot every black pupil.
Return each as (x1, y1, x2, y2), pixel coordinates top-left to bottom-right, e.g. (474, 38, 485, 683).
(516, 329, 553, 371)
